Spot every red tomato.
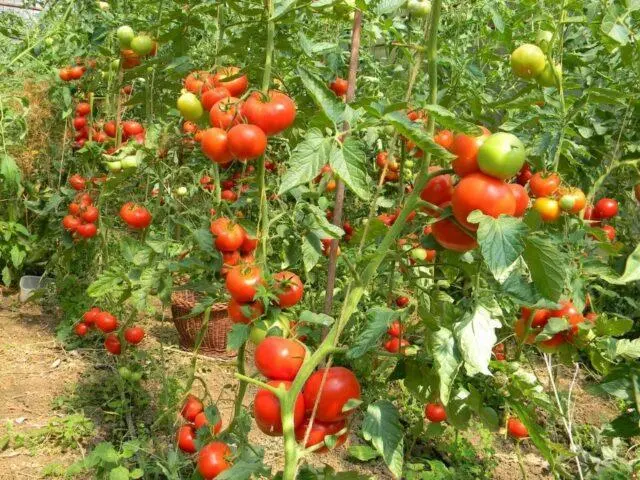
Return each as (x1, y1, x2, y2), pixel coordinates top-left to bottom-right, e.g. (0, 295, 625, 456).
(75, 127, 89, 140)
(516, 162, 532, 186)
(96, 312, 118, 333)
(425, 403, 447, 423)
(209, 97, 242, 129)
(92, 131, 108, 143)
(122, 120, 144, 138)
(201, 86, 231, 112)
(76, 222, 98, 238)
(395, 296, 409, 308)
(514, 316, 538, 344)
(210, 217, 231, 236)
(507, 418, 529, 438)
(124, 326, 145, 344)
(103, 120, 117, 137)
(240, 235, 258, 254)
(533, 198, 560, 222)
(509, 183, 530, 217)
(182, 394, 204, 422)
(387, 320, 403, 337)
(273, 271, 304, 308)
(225, 264, 263, 302)
(59, 67, 72, 81)
(194, 411, 223, 434)
(255, 337, 306, 381)
(104, 334, 121, 355)
(212, 66, 248, 97)
(197, 442, 232, 478)
(76, 102, 91, 117)
(302, 367, 361, 422)
(253, 381, 305, 436)
(176, 425, 197, 453)
(121, 85, 133, 95)
(529, 172, 560, 198)
(221, 189, 238, 202)
(594, 198, 618, 219)
(184, 70, 214, 94)
(120, 49, 141, 69)
(74, 323, 89, 336)
(432, 215, 477, 252)
(384, 337, 410, 353)
(182, 121, 199, 135)
(62, 215, 81, 232)
(241, 90, 296, 136)
(295, 418, 347, 452)
(119, 202, 152, 229)
(520, 307, 552, 328)
(451, 127, 491, 177)
(451, 173, 516, 230)
(214, 221, 246, 252)
(227, 124, 267, 161)
(201, 128, 233, 164)
(82, 307, 101, 326)
(81, 205, 99, 223)
(228, 298, 263, 324)
(329, 77, 348, 96)
(73, 117, 87, 130)
(76, 192, 93, 207)
(434, 130, 454, 150)
(601, 225, 616, 241)
(420, 167, 453, 211)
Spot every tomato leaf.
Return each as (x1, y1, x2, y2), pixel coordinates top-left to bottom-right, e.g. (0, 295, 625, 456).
(431, 327, 462, 405)
(299, 310, 334, 326)
(347, 445, 380, 462)
(227, 324, 249, 350)
(534, 317, 570, 341)
(383, 111, 456, 161)
(470, 212, 528, 283)
(87, 267, 127, 299)
(216, 445, 269, 480)
(362, 400, 404, 478)
(108, 466, 129, 480)
(522, 236, 566, 302)
(602, 411, 640, 438)
(306, 204, 344, 238)
(601, 243, 640, 284)
(595, 314, 634, 337)
(329, 137, 370, 201)
(301, 233, 322, 273)
(613, 339, 640, 360)
(279, 129, 332, 195)
(454, 305, 501, 376)
(422, 104, 482, 135)
(298, 67, 345, 125)
(346, 307, 398, 359)
(376, 0, 405, 15)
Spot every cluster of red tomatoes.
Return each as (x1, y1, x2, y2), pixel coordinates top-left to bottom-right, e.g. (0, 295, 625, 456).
(586, 197, 619, 241)
(176, 395, 231, 479)
(209, 217, 258, 277)
(119, 202, 152, 230)
(74, 306, 145, 355)
(375, 151, 402, 183)
(62, 191, 100, 239)
(384, 319, 409, 353)
(514, 299, 596, 352)
(72, 100, 146, 150)
(58, 61, 91, 82)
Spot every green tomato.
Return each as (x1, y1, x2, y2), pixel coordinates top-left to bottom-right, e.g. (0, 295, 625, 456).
(97, 1, 110, 10)
(536, 62, 561, 88)
(117, 26, 135, 48)
(177, 92, 203, 121)
(110, 59, 120, 71)
(118, 366, 131, 379)
(406, 0, 431, 17)
(333, 0, 355, 16)
(121, 155, 139, 169)
(44, 37, 54, 46)
(404, 160, 415, 169)
(559, 195, 575, 211)
(106, 160, 122, 172)
(535, 30, 553, 53)
(249, 315, 291, 345)
(410, 248, 428, 261)
(130, 371, 142, 382)
(175, 186, 188, 196)
(510, 44, 546, 79)
(130, 35, 154, 56)
(477, 132, 526, 180)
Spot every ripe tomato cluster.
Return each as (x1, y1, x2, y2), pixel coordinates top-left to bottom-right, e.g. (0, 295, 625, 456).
(209, 217, 257, 277)
(586, 197, 619, 241)
(384, 319, 409, 353)
(74, 306, 145, 355)
(58, 63, 87, 82)
(375, 151, 401, 183)
(62, 191, 99, 239)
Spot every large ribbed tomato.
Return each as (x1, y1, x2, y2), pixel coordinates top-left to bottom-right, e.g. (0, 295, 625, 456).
(209, 97, 242, 129)
(302, 367, 361, 422)
(225, 264, 263, 302)
(214, 221, 246, 252)
(197, 442, 232, 478)
(212, 66, 248, 97)
(295, 418, 347, 452)
(420, 167, 453, 210)
(119, 202, 152, 229)
(201, 128, 233, 164)
(241, 90, 296, 136)
(227, 124, 267, 160)
(451, 173, 516, 230)
(253, 380, 305, 436)
(529, 172, 560, 198)
(184, 70, 214, 94)
(450, 127, 491, 177)
(254, 337, 306, 381)
(201, 86, 231, 111)
(272, 271, 304, 308)
(176, 425, 197, 453)
(431, 214, 477, 253)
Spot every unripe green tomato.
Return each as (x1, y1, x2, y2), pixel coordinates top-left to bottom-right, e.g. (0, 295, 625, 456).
(117, 25, 134, 48)
(246, 198, 254, 204)
(97, 1, 110, 11)
(118, 366, 131, 379)
(177, 92, 203, 121)
(383, 125, 395, 135)
(411, 247, 428, 261)
(146, 66, 154, 73)
(130, 371, 142, 382)
(175, 186, 188, 196)
(44, 37, 54, 46)
(406, 0, 431, 17)
(404, 160, 415, 169)
(249, 315, 290, 345)
(477, 132, 526, 179)
(511, 44, 546, 79)
(536, 30, 554, 53)
(559, 194, 575, 211)
(106, 160, 122, 172)
(121, 155, 139, 169)
(536, 63, 561, 88)
(130, 35, 154, 56)
(110, 59, 120, 71)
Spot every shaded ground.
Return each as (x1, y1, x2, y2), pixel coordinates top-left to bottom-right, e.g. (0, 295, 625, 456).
(0, 293, 619, 479)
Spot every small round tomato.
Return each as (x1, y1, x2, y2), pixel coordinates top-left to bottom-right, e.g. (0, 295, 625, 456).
(509, 183, 529, 217)
(122, 120, 144, 137)
(120, 49, 141, 69)
(176, 425, 197, 453)
(82, 307, 101, 326)
(507, 417, 529, 438)
(201, 86, 231, 111)
(295, 418, 347, 453)
(384, 337, 409, 353)
(182, 395, 204, 422)
(221, 189, 238, 202)
(226, 264, 263, 302)
(434, 129, 453, 149)
(601, 225, 616, 242)
(59, 67, 72, 81)
(533, 197, 560, 222)
(376, 151, 399, 171)
(81, 205, 99, 223)
(74, 323, 89, 336)
(76, 102, 91, 117)
(255, 337, 306, 381)
(62, 215, 81, 232)
(395, 296, 409, 308)
(119, 202, 152, 229)
(241, 90, 296, 136)
(124, 326, 145, 344)
(477, 132, 526, 180)
(73, 117, 87, 130)
(104, 334, 121, 355)
(451, 173, 517, 230)
(227, 124, 267, 160)
(103, 121, 117, 138)
(516, 162, 532, 186)
(302, 367, 361, 422)
(329, 77, 348, 96)
(254, 380, 305, 436)
(240, 235, 258, 254)
(96, 312, 118, 332)
(194, 411, 223, 434)
(76, 222, 98, 238)
(432, 216, 477, 252)
(201, 128, 233, 164)
(451, 127, 491, 177)
(197, 442, 232, 478)
(212, 66, 248, 97)
(387, 320, 403, 337)
(185, 70, 214, 94)
(273, 271, 304, 308)
(425, 403, 447, 423)
(177, 92, 203, 121)
(511, 44, 546, 79)
(228, 298, 264, 324)
(594, 198, 618, 219)
(420, 167, 453, 210)
(529, 172, 560, 198)
(214, 221, 246, 252)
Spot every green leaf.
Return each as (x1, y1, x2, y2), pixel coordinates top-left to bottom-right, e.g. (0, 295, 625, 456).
(216, 446, 269, 480)
(279, 129, 332, 195)
(302, 233, 322, 273)
(454, 305, 501, 376)
(422, 104, 482, 135)
(613, 339, 640, 360)
(348, 445, 380, 462)
(92, 442, 120, 463)
(1, 266, 10, 287)
(129, 469, 144, 479)
(10, 245, 26, 268)
(347, 307, 398, 359)
(595, 314, 634, 337)
(470, 212, 528, 282)
(192, 228, 214, 255)
(602, 411, 640, 438)
(298, 67, 345, 125)
(227, 324, 249, 350)
(87, 268, 126, 298)
(535, 317, 570, 341)
(109, 466, 129, 480)
(376, 0, 405, 14)
(307, 204, 344, 238)
(522, 236, 566, 301)
(431, 328, 461, 405)
(120, 440, 140, 459)
(383, 111, 456, 162)
(0, 154, 21, 193)
(299, 310, 335, 326)
(362, 400, 404, 478)
(329, 137, 370, 201)
(272, 0, 297, 20)
(601, 243, 640, 284)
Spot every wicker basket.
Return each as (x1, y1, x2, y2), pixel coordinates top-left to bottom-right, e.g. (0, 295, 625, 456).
(171, 290, 235, 358)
